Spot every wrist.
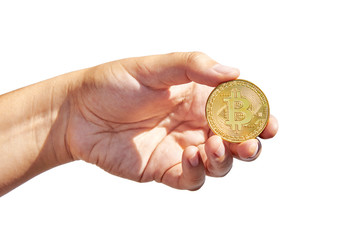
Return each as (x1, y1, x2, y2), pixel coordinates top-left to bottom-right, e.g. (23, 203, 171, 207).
(38, 69, 86, 166)
(8, 69, 86, 169)
(0, 68, 86, 195)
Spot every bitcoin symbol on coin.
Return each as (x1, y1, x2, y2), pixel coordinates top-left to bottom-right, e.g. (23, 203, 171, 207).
(224, 88, 253, 131)
(205, 79, 269, 143)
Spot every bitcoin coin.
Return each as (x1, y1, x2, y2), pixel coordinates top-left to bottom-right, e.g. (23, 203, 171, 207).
(205, 79, 269, 143)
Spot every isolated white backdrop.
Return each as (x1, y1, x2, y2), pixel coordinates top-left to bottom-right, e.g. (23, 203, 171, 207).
(1, 0, 359, 239)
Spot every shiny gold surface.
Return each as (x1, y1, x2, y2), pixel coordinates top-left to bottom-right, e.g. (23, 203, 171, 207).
(206, 79, 269, 143)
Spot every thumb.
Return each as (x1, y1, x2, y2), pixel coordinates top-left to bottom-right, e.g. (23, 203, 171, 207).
(119, 52, 240, 89)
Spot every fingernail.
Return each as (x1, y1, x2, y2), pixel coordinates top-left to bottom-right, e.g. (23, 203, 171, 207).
(189, 153, 199, 167)
(249, 142, 259, 158)
(246, 140, 261, 161)
(212, 64, 239, 75)
(214, 144, 225, 158)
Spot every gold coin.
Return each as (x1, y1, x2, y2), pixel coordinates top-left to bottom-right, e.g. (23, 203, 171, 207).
(205, 79, 269, 143)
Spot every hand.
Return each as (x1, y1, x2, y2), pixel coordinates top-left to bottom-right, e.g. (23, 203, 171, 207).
(66, 52, 278, 190)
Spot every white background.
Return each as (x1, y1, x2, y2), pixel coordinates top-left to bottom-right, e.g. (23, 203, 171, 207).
(1, 0, 359, 239)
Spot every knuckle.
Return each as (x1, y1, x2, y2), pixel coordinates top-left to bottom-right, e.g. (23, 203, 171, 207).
(185, 51, 206, 65)
(168, 51, 207, 65)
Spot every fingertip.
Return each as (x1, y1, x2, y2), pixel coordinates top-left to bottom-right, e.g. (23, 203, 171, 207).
(211, 64, 240, 82)
(184, 52, 240, 87)
(180, 146, 206, 190)
(236, 139, 260, 161)
(183, 146, 200, 167)
(205, 135, 225, 158)
(204, 135, 233, 177)
(260, 115, 279, 139)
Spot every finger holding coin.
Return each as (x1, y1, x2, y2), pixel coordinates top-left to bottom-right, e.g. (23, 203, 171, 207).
(199, 135, 234, 177)
(259, 115, 278, 139)
(206, 79, 274, 161)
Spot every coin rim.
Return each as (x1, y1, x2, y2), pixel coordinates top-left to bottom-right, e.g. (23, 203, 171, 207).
(205, 79, 270, 143)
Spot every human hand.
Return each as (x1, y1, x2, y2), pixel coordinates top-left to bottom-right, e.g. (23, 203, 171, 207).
(66, 52, 278, 190)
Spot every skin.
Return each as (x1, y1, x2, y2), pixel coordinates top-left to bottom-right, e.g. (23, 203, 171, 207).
(0, 52, 278, 196)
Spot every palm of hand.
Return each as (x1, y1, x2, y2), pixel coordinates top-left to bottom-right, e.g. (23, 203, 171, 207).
(67, 62, 213, 185)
